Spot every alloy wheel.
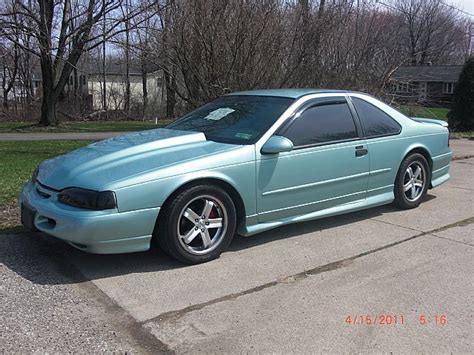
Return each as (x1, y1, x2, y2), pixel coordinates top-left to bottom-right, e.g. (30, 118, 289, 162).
(177, 195, 228, 255)
(403, 162, 425, 202)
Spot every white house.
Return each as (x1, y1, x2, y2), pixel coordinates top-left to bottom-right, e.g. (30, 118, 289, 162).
(85, 62, 165, 112)
(5, 61, 166, 116)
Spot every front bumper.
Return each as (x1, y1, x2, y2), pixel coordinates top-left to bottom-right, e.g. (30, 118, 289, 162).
(20, 181, 160, 254)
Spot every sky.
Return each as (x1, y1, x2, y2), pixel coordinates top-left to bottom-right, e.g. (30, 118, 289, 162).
(449, 0, 474, 17)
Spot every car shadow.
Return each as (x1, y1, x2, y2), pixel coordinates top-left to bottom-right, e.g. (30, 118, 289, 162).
(0, 195, 436, 286)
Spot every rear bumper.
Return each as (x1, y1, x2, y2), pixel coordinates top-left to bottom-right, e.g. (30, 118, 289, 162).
(20, 182, 160, 254)
(430, 150, 452, 189)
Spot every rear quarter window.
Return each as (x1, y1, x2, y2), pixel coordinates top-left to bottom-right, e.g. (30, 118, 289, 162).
(351, 97, 401, 138)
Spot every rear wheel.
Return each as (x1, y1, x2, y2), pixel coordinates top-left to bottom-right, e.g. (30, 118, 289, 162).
(394, 153, 430, 209)
(155, 184, 237, 264)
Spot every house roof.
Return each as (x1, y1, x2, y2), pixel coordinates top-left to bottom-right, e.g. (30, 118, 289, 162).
(28, 61, 160, 80)
(392, 65, 462, 83)
(86, 61, 160, 76)
(229, 88, 351, 99)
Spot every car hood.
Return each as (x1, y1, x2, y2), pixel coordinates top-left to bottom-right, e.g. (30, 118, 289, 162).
(37, 128, 239, 190)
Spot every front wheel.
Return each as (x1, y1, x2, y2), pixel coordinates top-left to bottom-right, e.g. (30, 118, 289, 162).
(394, 153, 431, 209)
(155, 184, 237, 264)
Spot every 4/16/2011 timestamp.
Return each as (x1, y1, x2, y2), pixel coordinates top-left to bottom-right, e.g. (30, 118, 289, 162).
(345, 314, 447, 326)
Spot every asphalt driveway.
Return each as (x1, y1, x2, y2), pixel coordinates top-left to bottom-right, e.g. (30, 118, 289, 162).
(1, 149, 473, 352)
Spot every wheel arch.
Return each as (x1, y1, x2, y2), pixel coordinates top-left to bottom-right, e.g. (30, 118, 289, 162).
(400, 144, 433, 187)
(402, 145, 433, 171)
(154, 175, 247, 236)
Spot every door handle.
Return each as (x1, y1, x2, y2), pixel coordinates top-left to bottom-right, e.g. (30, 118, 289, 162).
(355, 146, 368, 157)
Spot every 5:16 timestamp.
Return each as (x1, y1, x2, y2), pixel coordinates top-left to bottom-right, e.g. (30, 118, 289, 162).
(345, 314, 447, 326)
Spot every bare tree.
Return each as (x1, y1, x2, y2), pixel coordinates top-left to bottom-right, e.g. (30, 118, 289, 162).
(1, 39, 20, 109)
(0, 0, 156, 125)
(0, 0, 469, 122)
(394, 0, 467, 65)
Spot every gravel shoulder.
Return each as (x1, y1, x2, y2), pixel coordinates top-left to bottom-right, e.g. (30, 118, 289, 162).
(0, 232, 164, 353)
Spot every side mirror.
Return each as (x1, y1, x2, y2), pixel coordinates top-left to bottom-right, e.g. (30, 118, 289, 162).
(261, 135, 294, 155)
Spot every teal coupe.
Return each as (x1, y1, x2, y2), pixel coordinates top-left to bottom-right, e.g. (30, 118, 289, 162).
(20, 89, 452, 263)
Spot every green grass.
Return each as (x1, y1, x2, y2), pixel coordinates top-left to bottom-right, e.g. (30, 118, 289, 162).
(0, 141, 91, 205)
(397, 106, 449, 121)
(0, 120, 172, 133)
(450, 131, 474, 139)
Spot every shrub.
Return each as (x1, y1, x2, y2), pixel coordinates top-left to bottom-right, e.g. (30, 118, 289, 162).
(448, 58, 474, 131)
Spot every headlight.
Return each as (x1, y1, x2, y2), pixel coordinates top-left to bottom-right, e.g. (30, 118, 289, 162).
(32, 166, 39, 184)
(58, 188, 117, 210)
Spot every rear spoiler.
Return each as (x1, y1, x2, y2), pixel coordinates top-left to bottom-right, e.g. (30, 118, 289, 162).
(410, 117, 448, 128)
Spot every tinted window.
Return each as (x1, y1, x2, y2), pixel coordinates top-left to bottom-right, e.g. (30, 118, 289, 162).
(352, 97, 401, 137)
(282, 102, 358, 147)
(167, 95, 293, 145)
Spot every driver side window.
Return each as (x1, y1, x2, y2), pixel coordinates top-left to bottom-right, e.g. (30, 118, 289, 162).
(282, 101, 358, 147)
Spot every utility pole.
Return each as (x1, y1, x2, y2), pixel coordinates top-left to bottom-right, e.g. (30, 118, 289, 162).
(102, 0, 107, 118)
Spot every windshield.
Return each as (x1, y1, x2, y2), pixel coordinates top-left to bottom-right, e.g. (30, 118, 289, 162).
(167, 95, 294, 144)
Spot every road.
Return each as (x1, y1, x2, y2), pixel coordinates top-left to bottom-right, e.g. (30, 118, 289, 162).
(1, 147, 473, 353)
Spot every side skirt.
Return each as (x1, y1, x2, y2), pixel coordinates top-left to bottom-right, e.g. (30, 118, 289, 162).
(237, 192, 394, 237)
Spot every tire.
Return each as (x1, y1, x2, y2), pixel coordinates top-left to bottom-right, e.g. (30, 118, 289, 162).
(394, 153, 431, 209)
(155, 184, 237, 264)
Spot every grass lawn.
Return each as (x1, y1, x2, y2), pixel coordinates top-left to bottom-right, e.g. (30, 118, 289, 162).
(0, 120, 172, 133)
(397, 106, 449, 121)
(0, 140, 90, 205)
(451, 131, 474, 139)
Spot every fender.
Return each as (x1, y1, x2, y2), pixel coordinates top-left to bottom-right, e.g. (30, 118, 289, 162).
(115, 164, 256, 215)
(401, 142, 433, 166)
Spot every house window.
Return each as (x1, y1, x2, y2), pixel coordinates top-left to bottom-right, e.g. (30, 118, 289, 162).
(443, 82, 454, 94)
(393, 82, 413, 93)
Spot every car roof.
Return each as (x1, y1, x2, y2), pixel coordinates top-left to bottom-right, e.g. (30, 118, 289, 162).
(227, 88, 354, 99)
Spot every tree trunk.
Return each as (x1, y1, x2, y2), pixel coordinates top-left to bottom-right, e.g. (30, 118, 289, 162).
(2, 65, 8, 109)
(124, 37, 131, 116)
(124, 0, 131, 116)
(39, 60, 55, 126)
(3, 91, 8, 109)
(102, 7, 107, 118)
(164, 69, 176, 119)
(141, 63, 147, 118)
(73, 67, 79, 113)
(40, 91, 57, 126)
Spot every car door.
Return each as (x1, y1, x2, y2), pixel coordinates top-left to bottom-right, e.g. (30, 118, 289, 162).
(348, 95, 402, 199)
(256, 96, 369, 222)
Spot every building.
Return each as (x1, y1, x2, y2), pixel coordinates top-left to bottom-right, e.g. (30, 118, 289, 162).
(85, 62, 165, 113)
(6, 61, 166, 117)
(390, 65, 462, 107)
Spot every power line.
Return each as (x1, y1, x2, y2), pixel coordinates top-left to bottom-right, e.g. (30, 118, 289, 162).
(375, 0, 398, 12)
(377, 0, 474, 18)
(438, 0, 474, 18)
